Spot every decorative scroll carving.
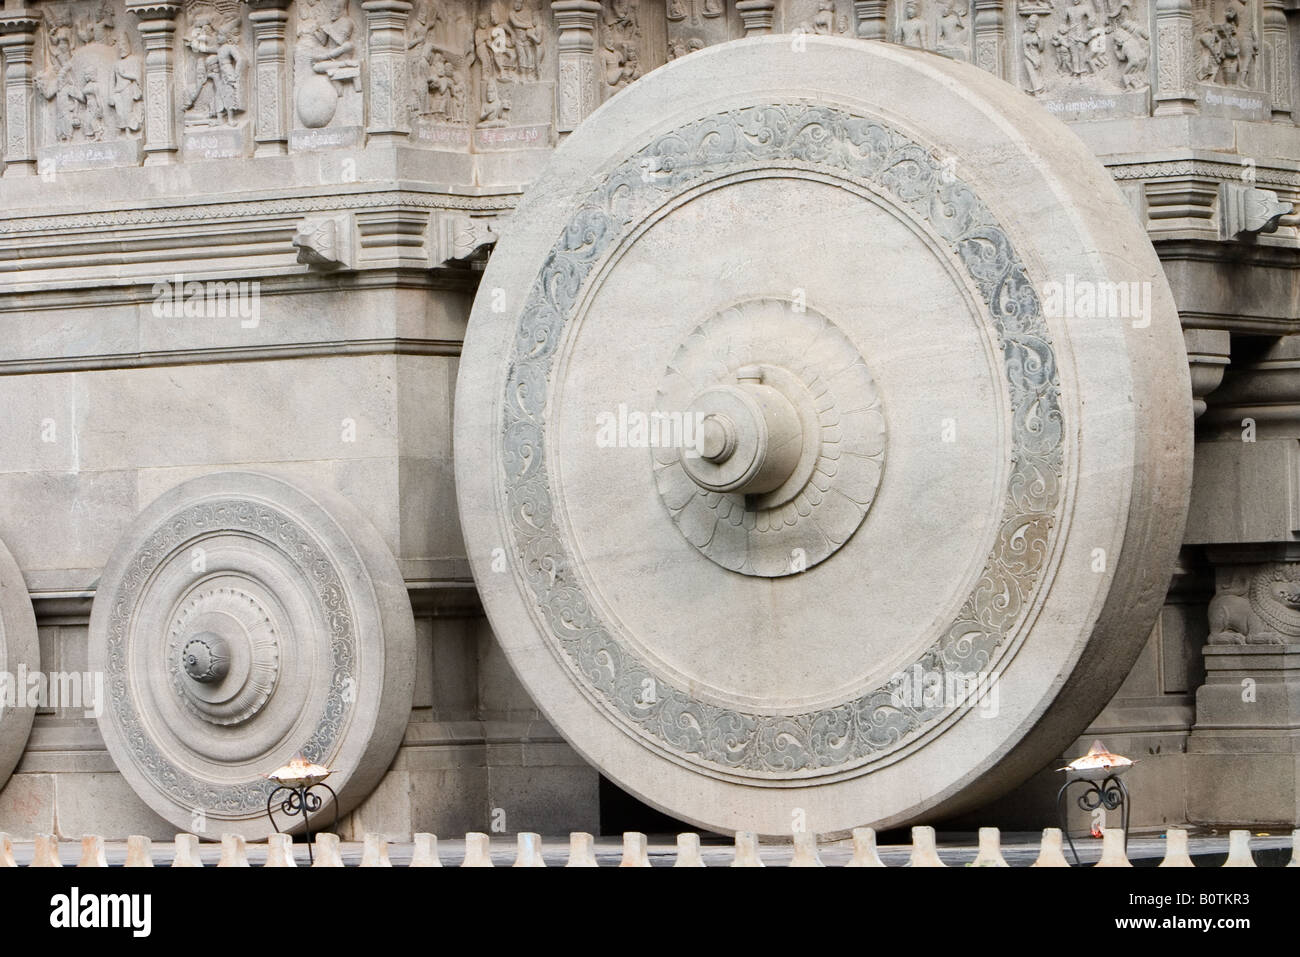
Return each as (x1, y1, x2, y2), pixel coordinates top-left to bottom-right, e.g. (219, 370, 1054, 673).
(1209, 564, 1300, 645)
(499, 103, 1064, 775)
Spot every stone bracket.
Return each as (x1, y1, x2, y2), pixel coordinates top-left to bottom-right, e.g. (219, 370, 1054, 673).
(292, 214, 356, 270)
(431, 213, 500, 269)
(1220, 183, 1295, 238)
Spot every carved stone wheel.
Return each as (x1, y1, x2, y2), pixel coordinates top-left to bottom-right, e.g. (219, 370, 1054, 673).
(0, 535, 38, 789)
(455, 37, 1194, 836)
(88, 472, 415, 839)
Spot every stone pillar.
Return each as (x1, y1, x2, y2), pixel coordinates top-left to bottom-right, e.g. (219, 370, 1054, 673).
(362, 0, 411, 145)
(1262, 0, 1292, 122)
(1153, 0, 1198, 116)
(127, 1, 182, 166)
(972, 0, 1005, 78)
(248, 0, 293, 157)
(736, 0, 776, 36)
(0, 11, 39, 177)
(853, 0, 887, 40)
(552, 1, 601, 134)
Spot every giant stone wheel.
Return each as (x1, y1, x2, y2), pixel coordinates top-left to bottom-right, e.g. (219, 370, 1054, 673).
(0, 535, 38, 790)
(88, 471, 415, 839)
(454, 36, 1194, 836)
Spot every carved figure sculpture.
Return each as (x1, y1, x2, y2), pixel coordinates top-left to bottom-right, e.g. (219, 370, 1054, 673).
(1023, 14, 1046, 94)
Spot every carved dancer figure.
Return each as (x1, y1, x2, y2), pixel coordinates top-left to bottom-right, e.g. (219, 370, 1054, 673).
(1022, 14, 1046, 94)
(214, 21, 245, 125)
(509, 0, 543, 81)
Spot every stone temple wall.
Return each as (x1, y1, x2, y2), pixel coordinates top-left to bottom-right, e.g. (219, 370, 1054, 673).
(0, 0, 1295, 840)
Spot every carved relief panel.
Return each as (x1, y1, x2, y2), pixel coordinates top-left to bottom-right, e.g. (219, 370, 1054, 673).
(180, 0, 252, 158)
(290, 0, 365, 149)
(469, 0, 553, 149)
(892, 0, 974, 61)
(1012, 0, 1152, 119)
(664, 0, 734, 63)
(1190, 0, 1269, 118)
(35, 0, 145, 171)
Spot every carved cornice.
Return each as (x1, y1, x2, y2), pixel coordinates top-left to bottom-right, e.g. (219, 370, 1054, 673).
(1108, 158, 1300, 189)
(0, 12, 39, 36)
(124, 1, 182, 21)
(0, 188, 519, 238)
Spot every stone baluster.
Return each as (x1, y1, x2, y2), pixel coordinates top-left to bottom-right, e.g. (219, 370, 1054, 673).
(853, 0, 887, 40)
(126, 1, 182, 165)
(461, 831, 494, 867)
(907, 825, 946, 867)
(848, 827, 886, 866)
(1096, 828, 1132, 866)
(217, 833, 250, 867)
(620, 831, 651, 867)
(552, 1, 601, 133)
(1262, 0, 1292, 122)
(172, 833, 204, 867)
(264, 832, 297, 866)
(1289, 829, 1300, 867)
(311, 832, 345, 867)
(360, 833, 392, 866)
(735, 1, 776, 35)
(32, 834, 61, 867)
(77, 836, 108, 867)
(673, 832, 706, 867)
(731, 830, 764, 867)
(248, 0, 293, 157)
(411, 833, 442, 867)
(1223, 829, 1256, 866)
(566, 832, 598, 867)
(0, 11, 39, 177)
(1032, 827, 1070, 867)
(972, 0, 1005, 78)
(513, 832, 546, 867)
(0, 832, 15, 867)
(1160, 827, 1195, 866)
(125, 836, 154, 867)
(361, 0, 411, 145)
(1153, 0, 1198, 116)
(789, 830, 824, 867)
(972, 826, 1009, 866)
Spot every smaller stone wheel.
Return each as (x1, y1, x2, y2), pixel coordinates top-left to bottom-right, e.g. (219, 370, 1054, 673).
(88, 471, 415, 839)
(0, 535, 39, 789)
